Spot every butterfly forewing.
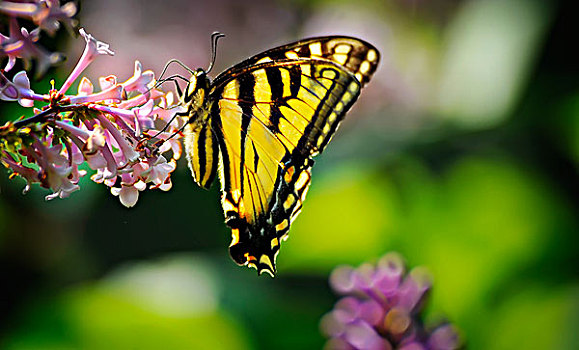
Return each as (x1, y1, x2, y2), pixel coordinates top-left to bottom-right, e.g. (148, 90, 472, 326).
(214, 36, 379, 88)
(210, 58, 364, 275)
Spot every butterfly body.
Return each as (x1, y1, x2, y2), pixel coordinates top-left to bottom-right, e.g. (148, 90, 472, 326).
(181, 36, 379, 276)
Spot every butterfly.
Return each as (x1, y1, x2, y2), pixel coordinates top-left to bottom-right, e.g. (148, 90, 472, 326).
(177, 35, 379, 276)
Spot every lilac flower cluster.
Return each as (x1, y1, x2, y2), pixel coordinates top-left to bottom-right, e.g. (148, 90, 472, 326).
(1, 28, 185, 207)
(0, 0, 77, 76)
(321, 253, 462, 350)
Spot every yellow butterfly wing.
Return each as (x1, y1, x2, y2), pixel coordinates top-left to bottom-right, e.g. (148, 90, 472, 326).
(185, 36, 380, 275)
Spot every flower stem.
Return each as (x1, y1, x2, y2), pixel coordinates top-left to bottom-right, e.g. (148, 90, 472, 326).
(13, 104, 85, 128)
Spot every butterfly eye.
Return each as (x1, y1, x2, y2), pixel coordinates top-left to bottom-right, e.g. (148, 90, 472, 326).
(196, 69, 210, 89)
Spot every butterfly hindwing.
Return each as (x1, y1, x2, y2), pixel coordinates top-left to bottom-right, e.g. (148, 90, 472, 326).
(226, 155, 313, 275)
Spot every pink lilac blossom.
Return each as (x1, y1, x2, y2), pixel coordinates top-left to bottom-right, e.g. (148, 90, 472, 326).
(0, 28, 185, 207)
(0, 0, 77, 35)
(0, 0, 76, 76)
(320, 253, 463, 350)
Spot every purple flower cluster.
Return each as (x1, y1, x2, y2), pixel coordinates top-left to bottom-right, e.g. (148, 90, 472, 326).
(0, 0, 77, 76)
(1, 28, 185, 207)
(321, 253, 462, 350)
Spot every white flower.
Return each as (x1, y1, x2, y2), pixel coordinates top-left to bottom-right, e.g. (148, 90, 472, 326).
(111, 184, 140, 208)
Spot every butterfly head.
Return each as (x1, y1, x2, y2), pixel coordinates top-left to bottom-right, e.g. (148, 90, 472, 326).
(182, 68, 211, 104)
(182, 32, 224, 105)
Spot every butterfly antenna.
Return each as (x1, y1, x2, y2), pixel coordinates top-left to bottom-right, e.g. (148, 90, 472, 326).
(156, 59, 195, 88)
(206, 32, 225, 74)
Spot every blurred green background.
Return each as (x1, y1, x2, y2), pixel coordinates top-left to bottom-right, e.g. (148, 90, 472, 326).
(1, 0, 578, 349)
